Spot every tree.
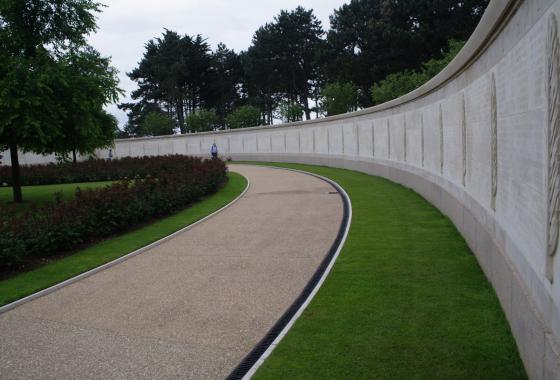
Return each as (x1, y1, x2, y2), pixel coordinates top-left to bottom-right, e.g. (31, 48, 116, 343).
(245, 7, 325, 121)
(140, 112, 175, 136)
(208, 43, 243, 127)
(273, 7, 324, 120)
(320, 82, 359, 116)
(371, 40, 464, 104)
(242, 30, 283, 125)
(124, 31, 214, 134)
(0, 0, 121, 202)
(226, 105, 262, 129)
(325, 0, 488, 107)
(56, 111, 118, 163)
(49, 47, 121, 163)
(186, 108, 218, 132)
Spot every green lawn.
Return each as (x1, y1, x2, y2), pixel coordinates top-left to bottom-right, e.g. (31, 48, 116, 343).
(0, 172, 247, 306)
(0, 181, 114, 213)
(243, 163, 526, 380)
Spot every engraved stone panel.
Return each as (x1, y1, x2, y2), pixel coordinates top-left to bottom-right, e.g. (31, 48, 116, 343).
(462, 93, 467, 186)
(159, 140, 174, 155)
(374, 119, 388, 159)
(343, 124, 358, 156)
(229, 134, 243, 153)
(442, 94, 463, 184)
(389, 115, 405, 162)
(314, 127, 329, 154)
(405, 111, 423, 167)
(328, 125, 343, 155)
(172, 139, 187, 155)
(257, 133, 272, 153)
(465, 74, 493, 209)
(491, 73, 498, 211)
(300, 128, 314, 154)
(243, 134, 257, 153)
(144, 141, 159, 156)
(285, 130, 300, 153)
(547, 12, 560, 282)
(358, 121, 373, 158)
(439, 104, 444, 174)
(130, 142, 144, 157)
(271, 132, 285, 153)
(422, 103, 440, 173)
(421, 113, 425, 167)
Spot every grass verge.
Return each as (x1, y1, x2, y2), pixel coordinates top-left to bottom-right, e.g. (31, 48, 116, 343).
(241, 162, 526, 380)
(0, 172, 247, 307)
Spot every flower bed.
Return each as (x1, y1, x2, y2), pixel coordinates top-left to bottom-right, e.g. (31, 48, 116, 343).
(0, 156, 226, 270)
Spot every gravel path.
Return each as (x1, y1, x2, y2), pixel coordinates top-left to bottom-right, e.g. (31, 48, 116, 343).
(0, 164, 343, 379)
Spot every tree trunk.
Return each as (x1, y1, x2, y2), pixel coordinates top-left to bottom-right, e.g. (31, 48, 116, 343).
(9, 144, 22, 203)
(177, 100, 186, 134)
(302, 94, 311, 120)
(72, 149, 77, 164)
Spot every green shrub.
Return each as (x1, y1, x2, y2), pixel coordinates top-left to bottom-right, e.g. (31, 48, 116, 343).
(226, 105, 261, 129)
(140, 112, 175, 136)
(186, 108, 218, 132)
(320, 82, 359, 116)
(371, 40, 465, 104)
(278, 101, 304, 123)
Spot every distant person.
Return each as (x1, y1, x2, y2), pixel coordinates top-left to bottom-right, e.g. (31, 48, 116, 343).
(108, 149, 113, 161)
(211, 143, 218, 159)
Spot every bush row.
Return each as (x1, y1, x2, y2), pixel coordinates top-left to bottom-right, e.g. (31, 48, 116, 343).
(0, 156, 227, 271)
(0, 155, 215, 186)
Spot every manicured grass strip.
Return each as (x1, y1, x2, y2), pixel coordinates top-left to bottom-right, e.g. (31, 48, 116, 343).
(0, 181, 113, 212)
(242, 163, 526, 380)
(0, 172, 247, 307)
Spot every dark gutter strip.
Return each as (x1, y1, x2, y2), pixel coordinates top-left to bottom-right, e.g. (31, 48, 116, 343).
(226, 166, 351, 380)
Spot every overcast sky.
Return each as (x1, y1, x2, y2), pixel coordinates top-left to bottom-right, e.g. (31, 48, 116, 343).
(87, 0, 348, 127)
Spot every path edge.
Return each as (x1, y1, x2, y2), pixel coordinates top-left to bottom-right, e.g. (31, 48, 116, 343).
(0, 172, 251, 315)
(226, 165, 352, 380)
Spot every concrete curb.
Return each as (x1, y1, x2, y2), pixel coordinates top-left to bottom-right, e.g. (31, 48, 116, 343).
(0, 172, 250, 315)
(226, 165, 352, 380)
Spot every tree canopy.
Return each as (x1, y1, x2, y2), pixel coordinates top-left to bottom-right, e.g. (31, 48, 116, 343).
(48, 47, 121, 162)
(121, 31, 241, 135)
(325, 0, 488, 107)
(123, 0, 488, 135)
(245, 7, 325, 121)
(0, 0, 121, 201)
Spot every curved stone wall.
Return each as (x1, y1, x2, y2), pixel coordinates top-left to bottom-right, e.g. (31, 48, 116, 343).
(3, 0, 560, 377)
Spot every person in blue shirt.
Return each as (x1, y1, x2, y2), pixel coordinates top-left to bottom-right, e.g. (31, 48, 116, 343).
(211, 143, 218, 159)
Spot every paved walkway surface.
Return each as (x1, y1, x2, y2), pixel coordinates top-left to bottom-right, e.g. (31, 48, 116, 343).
(0, 164, 343, 379)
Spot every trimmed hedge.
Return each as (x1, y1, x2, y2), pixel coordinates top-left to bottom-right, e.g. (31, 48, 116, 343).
(0, 155, 218, 186)
(0, 156, 226, 270)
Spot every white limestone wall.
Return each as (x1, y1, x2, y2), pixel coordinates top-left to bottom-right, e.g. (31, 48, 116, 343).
(2, 0, 560, 377)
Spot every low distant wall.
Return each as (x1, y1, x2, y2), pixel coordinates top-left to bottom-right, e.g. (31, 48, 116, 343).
(3, 0, 560, 377)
